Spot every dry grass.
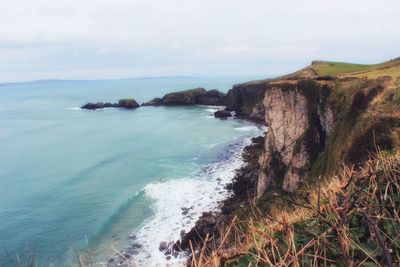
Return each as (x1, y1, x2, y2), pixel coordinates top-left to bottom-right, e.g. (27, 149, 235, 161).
(191, 150, 400, 267)
(346, 64, 400, 80)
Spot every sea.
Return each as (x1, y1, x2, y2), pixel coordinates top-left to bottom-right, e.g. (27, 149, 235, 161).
(0, 76, 265, 266)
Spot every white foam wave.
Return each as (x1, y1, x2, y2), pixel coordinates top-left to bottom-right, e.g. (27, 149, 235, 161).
(205, 143, 220, 149)
(114, 123, 265, 266)
(130, 140, 251, 266)
(67, 106, 81, 110)
(205, 108, 219, 113)
(203, 105, 225, 109)
(234, 126, 259, 132)
(204, 105, 225, 114)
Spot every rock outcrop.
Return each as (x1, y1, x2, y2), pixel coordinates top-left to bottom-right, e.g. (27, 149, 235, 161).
(257, 80, 333, 194)
(224, 80, 269, 123)
(81, 102, 106, 110)
(214, 109, 232, 119)
(81, 98, 139, 110)
(222, 78, 335, 193)
(142, 88, 225, 106)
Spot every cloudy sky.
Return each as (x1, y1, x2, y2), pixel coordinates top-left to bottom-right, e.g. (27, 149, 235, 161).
(0, 0, 399, 82)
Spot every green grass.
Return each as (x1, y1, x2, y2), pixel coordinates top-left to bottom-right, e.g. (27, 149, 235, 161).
(308, 58, 400, 79)
(310, 61, 378, 76)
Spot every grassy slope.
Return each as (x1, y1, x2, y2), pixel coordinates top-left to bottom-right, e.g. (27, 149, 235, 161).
(191, 58, 400, 267)
(310, 61, 378, 76)
(309, 58, 400, 79)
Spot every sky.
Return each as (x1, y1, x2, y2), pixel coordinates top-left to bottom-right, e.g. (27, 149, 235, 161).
(0, 0, 399, 82)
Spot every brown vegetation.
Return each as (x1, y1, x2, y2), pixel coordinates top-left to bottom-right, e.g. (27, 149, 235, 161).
(190, 150, 400, 266)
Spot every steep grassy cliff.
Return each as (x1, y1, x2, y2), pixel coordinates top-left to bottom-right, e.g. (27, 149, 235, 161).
(189, 58, 400, 266)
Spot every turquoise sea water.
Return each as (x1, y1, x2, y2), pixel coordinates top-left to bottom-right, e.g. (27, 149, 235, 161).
(0, 77, 264, 266)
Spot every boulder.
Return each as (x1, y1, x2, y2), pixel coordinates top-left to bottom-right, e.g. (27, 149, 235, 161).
(117, 99, 140, 109)
(214, 109, 232, 119)
(159, 241, 168, 252)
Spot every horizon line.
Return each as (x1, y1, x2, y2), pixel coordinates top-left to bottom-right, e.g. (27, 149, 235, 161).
(0, 74, 269, 86)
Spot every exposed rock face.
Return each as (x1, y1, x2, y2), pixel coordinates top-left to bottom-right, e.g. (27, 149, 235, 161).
(258, 87, 309, 194)
(220, 78, 335, 194)
(81, 98, 139, 110)
(257, 80, 334, 195)
(318, 105, 334, 135)
(142, 88, 225, 106)
(198, 89, 226, 105)
(224, 80, 269, 123)
(214, 109, 232, 119)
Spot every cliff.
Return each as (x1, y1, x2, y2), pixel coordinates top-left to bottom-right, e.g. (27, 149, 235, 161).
(224, 80, 270, 123)
(184, 58, 400, 266)
(224, 58, 400, 197)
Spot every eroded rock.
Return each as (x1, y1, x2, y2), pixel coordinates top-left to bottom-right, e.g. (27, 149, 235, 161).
(214, 109, 232, 119)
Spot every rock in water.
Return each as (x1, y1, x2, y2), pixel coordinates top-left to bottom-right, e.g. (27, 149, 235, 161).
(141, 88, 226, 106)
(159, 241, 168, 252)
(141, 97, 163, 106)
(162, 88, 207, 105)
(81, 99, 140, 110)
(118, 99, 140, 109)
(214, 109, 232, 119)
(81, 102, 104, 110)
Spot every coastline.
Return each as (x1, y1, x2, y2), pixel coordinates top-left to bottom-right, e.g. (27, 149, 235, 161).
(175, 134, 265, 262)
(106, 113, 265, 267)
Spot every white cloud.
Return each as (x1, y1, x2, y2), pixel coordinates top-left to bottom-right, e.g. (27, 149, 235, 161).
(0, 0, 399, 81)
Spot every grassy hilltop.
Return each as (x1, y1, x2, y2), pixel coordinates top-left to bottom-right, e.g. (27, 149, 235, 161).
(297, 57, 400, 79)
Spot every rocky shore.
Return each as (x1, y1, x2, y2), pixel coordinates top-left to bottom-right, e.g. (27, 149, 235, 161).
(103, 83, 268, 265)
(106, 134, 264, 267)
(175, 135, 265, 256)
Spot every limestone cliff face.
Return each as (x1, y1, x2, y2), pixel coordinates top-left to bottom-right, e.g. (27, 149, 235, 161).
(224, 79, 335, 194)
(257, 80, 334, 195)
